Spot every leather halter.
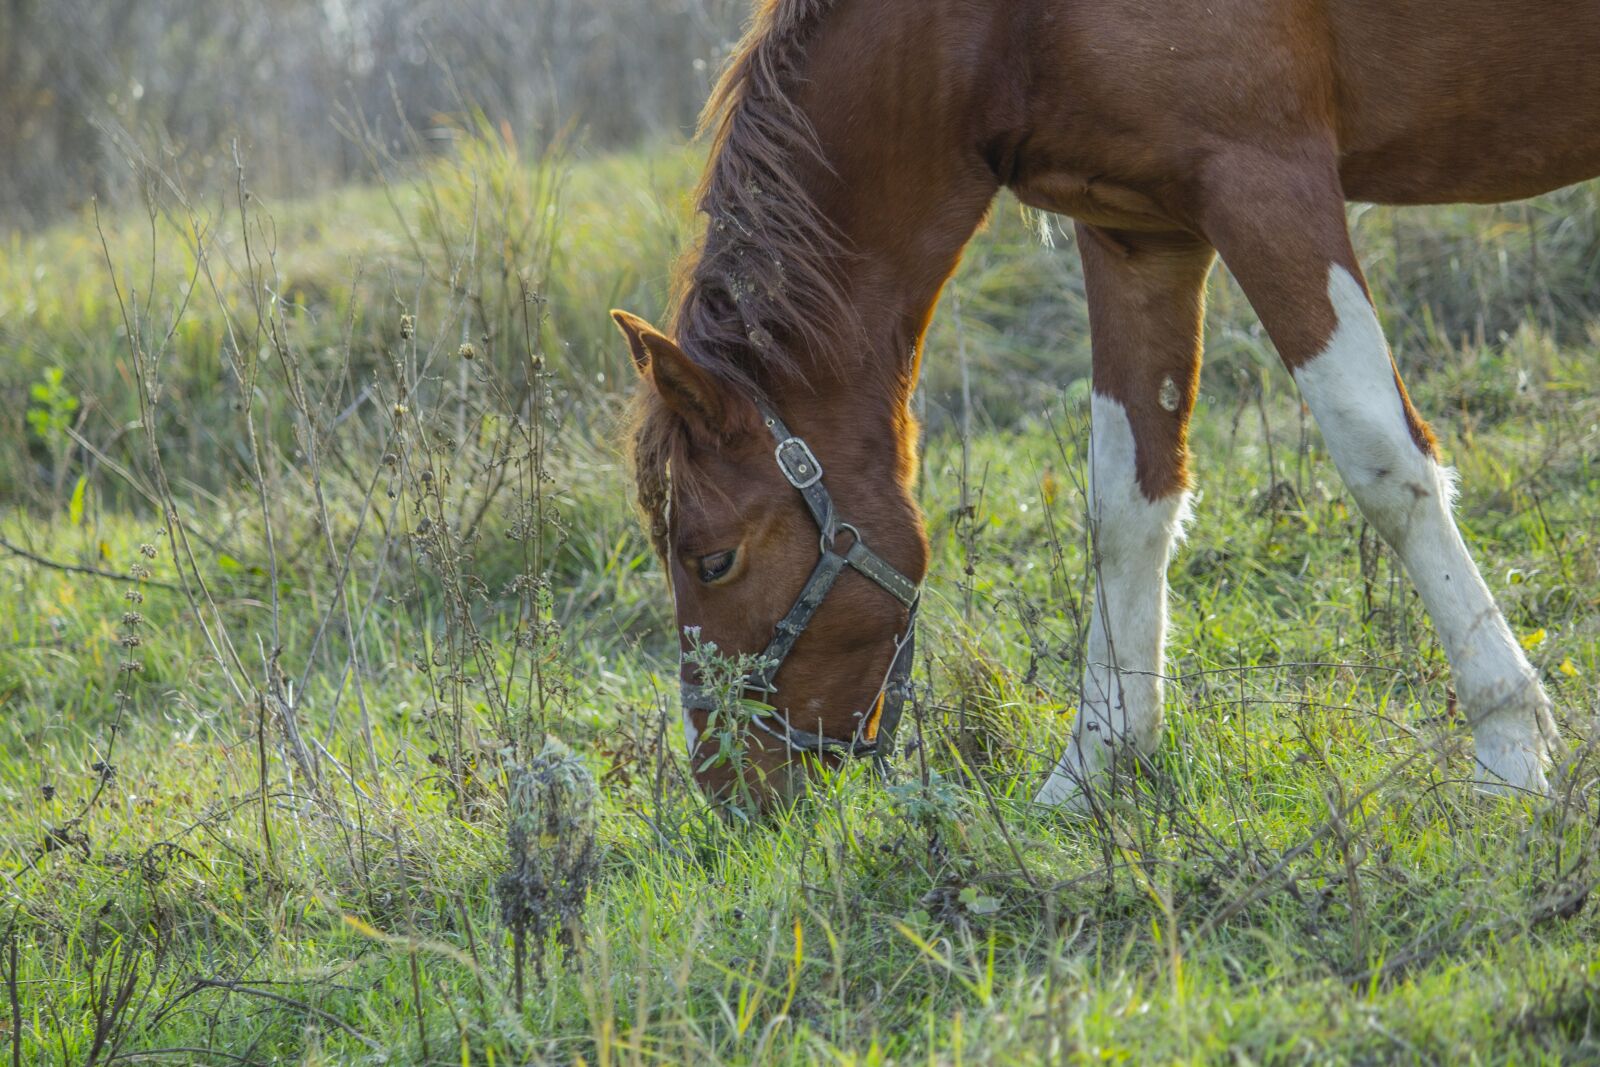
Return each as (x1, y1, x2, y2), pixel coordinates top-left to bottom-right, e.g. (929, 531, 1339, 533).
(680, 404, 920, 771)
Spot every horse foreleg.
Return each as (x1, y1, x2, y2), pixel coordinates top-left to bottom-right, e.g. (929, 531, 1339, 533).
(1037, 228, 1216, 809)
(1201, 155, 1559, 795)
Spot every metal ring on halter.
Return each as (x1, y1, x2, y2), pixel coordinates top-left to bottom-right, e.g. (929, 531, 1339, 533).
(822, 521, 861, 554)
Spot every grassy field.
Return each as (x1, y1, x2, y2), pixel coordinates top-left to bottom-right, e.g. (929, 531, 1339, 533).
(2, 130, 1599, 1064)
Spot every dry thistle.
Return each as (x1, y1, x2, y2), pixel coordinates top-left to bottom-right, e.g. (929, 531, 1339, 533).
(497, 738, 597, 1003)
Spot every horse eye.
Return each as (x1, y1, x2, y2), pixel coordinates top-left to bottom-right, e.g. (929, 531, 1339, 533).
(698, 549, 737, 584)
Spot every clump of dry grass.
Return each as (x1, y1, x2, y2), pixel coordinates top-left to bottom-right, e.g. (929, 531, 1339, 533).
(499, 738, 598, 1002)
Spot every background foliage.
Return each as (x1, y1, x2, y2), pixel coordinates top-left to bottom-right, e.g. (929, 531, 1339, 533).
(0, 0, 744, 229)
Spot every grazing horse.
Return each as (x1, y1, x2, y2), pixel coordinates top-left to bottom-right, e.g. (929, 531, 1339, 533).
(614, 0, 1597, 809)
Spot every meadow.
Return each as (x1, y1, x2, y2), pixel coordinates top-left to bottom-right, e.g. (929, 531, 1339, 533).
(2, 129, 1599, 1063)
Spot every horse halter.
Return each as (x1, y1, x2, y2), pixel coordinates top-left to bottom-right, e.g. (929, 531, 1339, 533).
(680, 404, 920, 770)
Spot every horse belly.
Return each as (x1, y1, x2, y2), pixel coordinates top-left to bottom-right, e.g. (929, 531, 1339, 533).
(1330, 0, 1600, 204)
(1338, 115, 1600, 206)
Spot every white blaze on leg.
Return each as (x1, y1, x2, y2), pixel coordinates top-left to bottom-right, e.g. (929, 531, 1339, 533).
(684, 709, 700, 759)
(1294, 265, 1556, 793)
(1037, 394, 1190, 808)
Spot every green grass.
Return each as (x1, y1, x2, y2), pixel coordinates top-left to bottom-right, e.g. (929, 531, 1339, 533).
(1, 133, 1599, 1064)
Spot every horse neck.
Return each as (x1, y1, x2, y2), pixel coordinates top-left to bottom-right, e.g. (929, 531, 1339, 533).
(767, 0, 1007, 449)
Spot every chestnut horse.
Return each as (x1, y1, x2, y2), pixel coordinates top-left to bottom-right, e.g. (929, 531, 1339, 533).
(613, 0, 1598, 809)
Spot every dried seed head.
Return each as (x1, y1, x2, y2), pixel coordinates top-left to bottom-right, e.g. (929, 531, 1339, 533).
(393, 404, 409, 420)
(458, 342, 476, 360)
(400, 314, 416, 340)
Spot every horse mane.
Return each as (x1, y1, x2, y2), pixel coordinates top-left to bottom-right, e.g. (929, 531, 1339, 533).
(632, 0, 857, 559)
(671, 0, 859, 389)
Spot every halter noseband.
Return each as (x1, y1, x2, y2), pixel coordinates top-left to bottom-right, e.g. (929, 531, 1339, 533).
(680, 404, 920, 771)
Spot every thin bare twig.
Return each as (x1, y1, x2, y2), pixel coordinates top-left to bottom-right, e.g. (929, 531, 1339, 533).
(0, 535, 178, 591)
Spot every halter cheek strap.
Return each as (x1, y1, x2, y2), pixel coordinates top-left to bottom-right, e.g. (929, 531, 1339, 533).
(680, 404, 920, 770)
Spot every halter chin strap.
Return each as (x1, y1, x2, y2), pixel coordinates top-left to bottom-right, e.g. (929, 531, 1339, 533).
(680, 404, 920, 771)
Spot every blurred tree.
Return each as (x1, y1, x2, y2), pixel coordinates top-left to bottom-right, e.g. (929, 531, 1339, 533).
(0, 0, 746, 230)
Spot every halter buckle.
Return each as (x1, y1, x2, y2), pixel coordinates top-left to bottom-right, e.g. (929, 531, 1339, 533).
(774, 437, 824, 489)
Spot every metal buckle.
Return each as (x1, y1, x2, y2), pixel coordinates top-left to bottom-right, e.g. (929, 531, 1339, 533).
(774, 437, 823, 489)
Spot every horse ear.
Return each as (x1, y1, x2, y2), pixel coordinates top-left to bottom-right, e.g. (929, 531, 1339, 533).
(611, 310, 735, 433)
(611, 310, 657, 375)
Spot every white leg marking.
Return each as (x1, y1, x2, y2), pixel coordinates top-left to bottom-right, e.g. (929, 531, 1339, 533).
(684, 708, 700, 759)
(1295, 266, 1556, 793)
(1037, 394, 1190, 808)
